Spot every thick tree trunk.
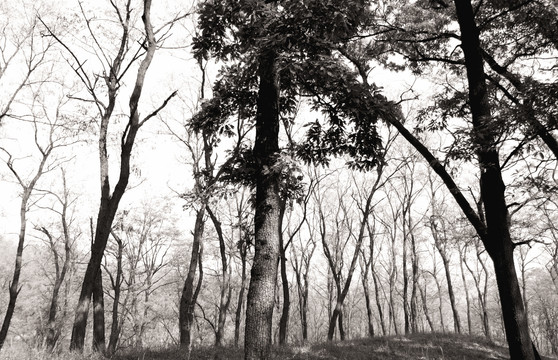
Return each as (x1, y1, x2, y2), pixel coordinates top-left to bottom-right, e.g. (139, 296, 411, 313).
(179, 209, 205, 347)
(92, 268, 106, 352)
(244, 47, 281, 360)
(453, 0, 535, 358)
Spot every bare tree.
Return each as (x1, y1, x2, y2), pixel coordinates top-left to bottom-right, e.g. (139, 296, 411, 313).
(35, 170, 77, 351)
(0, 93, 75, 350)
(41, 0, 178, 351)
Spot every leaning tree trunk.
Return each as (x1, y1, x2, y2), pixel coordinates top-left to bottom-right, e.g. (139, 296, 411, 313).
(70, 0, 163, 350)
(0, 188, 32, 350)
(206, 206, 232, 347)
(179, 208, 205, 347)
(453, 0, 535, 358)
(244, 47, 282, 360)
(234, 239, 248, 348)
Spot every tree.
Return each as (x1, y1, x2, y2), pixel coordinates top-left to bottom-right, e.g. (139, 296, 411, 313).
(42, 0, 178, 351)
(0, 89, 76, 350)
(35, 170, 77, 351)
(427, 171, 462, 334)
(327, 1, 541, 356)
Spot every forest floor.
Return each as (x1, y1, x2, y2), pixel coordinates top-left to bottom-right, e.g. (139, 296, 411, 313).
(1, 333, 556, 360)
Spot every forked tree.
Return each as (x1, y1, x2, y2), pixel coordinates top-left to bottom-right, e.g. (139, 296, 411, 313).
(41, 0, 177, 351)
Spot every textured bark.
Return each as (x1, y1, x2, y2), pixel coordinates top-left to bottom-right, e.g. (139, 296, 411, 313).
(244, 46, 282, 360)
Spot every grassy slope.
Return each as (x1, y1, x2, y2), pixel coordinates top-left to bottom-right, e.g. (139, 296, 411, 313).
(1, 333, 556, 360)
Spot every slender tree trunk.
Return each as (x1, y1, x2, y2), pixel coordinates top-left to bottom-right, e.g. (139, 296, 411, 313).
(361, 269, 375, 337)
(234, 241, 247, 348)
(409, 230, 419, 334)
(419, 279, 435, 332)
(207, 206, 232, 347)
(368, 224, 386, 336)
(402, 232, 410, 335)
(430, 217, 462, 334)
(278, 237, 290, 345)
(458, 247, 473, 335)
(0, 189, 31, 350)
(107, 234, 123, 354)
(42, 202, 72, 351)
(244, 47, 282, 360)
(371, 269, 386, 336)
(180, 208, 205, 347)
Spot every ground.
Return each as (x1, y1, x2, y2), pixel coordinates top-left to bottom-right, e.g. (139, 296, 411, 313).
(1, 333, 556, 360)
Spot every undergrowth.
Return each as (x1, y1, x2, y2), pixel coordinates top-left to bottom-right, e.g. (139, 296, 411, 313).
(1, 333, 556, 360)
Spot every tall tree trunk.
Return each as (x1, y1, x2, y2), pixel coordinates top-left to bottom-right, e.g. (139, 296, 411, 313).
(244, 47, 282, 360)
(179, 209, 205, 347)
(70, 0, 164, 350)
(453, 1, 535, 357)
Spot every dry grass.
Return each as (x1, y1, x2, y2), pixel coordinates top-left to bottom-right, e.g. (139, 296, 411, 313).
(1, 333, 556, 360)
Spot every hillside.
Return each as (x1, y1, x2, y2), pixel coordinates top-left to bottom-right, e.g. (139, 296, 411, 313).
(0, 333, 547, 360)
